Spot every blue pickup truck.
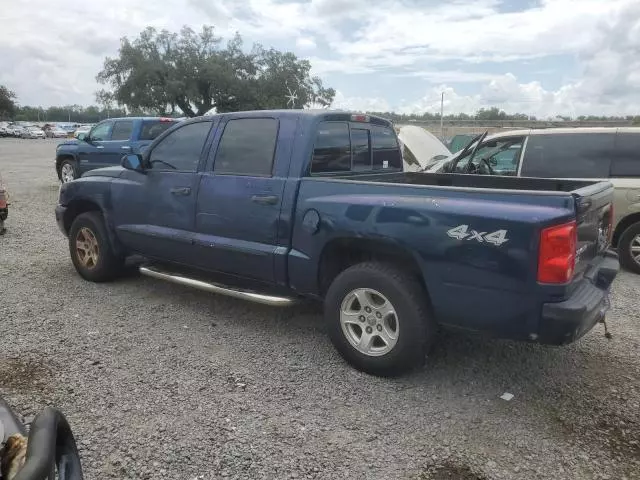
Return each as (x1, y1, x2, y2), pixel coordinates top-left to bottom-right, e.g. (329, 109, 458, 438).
(54, 117, 179, 183)
(55, 110, 619, 376)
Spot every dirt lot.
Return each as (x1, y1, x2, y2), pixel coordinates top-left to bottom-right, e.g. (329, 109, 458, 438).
(1, 138, 639, 480)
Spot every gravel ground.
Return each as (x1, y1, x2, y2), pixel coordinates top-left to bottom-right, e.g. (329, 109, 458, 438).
(1, 138, 639, 480)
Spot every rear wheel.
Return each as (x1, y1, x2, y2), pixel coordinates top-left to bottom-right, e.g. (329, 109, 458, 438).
(618, 222, 640, 274)
(59, 160, 77, 183)
(324, 262, 435, 377)
(68, 212, 123, 282)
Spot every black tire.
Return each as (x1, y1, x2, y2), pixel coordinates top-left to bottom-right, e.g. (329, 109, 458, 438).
(59, 159, 78, 183)
(68, 211, 124, 282)
(324, 262, 435, 377)
(618, 222, 640, 274)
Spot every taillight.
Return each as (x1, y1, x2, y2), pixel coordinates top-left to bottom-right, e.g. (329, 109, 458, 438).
(537, 220, 577, 284)
(350, 114, 370, 123)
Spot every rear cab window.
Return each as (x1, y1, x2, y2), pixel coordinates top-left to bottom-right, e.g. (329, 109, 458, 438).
(139, 119, 177, 141)
(521, 133, 615, 178)
(310, 119, 401, 175)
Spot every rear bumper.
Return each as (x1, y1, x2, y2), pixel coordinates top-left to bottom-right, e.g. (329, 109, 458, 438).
(538, 250, 619, 345)
(55, 204, 68, 236)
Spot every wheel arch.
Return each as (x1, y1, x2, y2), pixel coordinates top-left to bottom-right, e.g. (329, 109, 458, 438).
(63, 199, 124, 257)
(612, 213, 640, 248)
(317, 237, 429, 300)
(55, 154, 77, 179)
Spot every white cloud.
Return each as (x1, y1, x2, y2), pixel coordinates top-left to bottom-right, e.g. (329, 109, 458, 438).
(295, 37, 317, 50)
(0, 0, 638, 118)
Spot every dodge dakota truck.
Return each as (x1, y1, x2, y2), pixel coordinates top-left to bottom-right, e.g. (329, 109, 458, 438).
(55, 110, 619, 377)
(54, 117, 179, 183)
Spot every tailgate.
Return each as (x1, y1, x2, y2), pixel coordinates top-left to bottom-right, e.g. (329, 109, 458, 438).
(572, 181, 614, 277)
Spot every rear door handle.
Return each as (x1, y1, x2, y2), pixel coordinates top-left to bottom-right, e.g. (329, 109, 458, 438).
(121, 146, 131, 150)
(170, 187, 191, 196)
(251, 195, 279, 205)
(96, 145, 104, 149)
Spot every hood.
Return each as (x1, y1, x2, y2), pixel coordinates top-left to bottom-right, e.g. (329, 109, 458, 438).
(397, 125, 451, 172)
(82, 166, 125, 179)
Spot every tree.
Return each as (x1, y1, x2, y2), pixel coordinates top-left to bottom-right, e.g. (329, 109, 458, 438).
(0, 85, 17, 119)
(97, 26, 335, 116)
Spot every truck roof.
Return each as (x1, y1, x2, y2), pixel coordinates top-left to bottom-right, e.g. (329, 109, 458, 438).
(196, 109, 393, 126)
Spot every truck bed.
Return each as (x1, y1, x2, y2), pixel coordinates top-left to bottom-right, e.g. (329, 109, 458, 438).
(329, 171, 600, 194)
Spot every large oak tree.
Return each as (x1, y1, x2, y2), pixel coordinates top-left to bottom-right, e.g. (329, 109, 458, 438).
(96, 26, 335, 116)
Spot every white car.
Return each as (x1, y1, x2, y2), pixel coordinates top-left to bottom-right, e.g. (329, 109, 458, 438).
(47, 128, 69, 138)
(21, 127, 46, 139)
(73, 126, 91, 138)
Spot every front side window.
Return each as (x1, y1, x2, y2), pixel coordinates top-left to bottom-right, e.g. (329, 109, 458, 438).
(213, 118, 279, 176)
(371, 125, 402, 170)
(311, 122, 351, 173)
(148, 121, 211, 172)
(611, 133, 640, 177)
(521, 133, 614, 178)
(89, 121, 113, 141)
(111, 120, 134, 141)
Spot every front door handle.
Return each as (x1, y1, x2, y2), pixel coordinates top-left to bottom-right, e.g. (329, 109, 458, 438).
(121, 146, 131, 150)
(251, 195, 279, 205)
(170, 187, 191, 196)
(96, 145, 104, 149)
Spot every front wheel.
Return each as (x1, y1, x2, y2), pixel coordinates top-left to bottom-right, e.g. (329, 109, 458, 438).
(618, 222, 640, 274)
(68, 211, 124, 282)
(324, 262, 435, 377)
(59, 160, 78, 183)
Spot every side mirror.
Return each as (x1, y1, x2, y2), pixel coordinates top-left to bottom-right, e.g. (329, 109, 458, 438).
(121, 153, 145, 172)
(489, 158, 498, 166)
(76, 133, 87, 142)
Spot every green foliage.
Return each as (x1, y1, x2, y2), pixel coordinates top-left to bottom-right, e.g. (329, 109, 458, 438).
(0, 85, 17, 120)
(96, 26, 335, 116)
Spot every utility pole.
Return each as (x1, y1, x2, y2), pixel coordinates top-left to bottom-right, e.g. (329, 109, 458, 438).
(440, 91, 444, 139)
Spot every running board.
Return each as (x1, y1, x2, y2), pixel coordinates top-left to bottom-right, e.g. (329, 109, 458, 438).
(139, 266, 295, 307)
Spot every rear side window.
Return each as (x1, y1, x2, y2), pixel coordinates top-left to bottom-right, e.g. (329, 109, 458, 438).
(213, 118, 279, 176)
(371, 125, 402, 170)
(140, 120, 176, 141)
(521, 133, 614, 178)
(611, 133, 640, 177)
(311, 122, 351, 173)
(111, 120, 134, 141)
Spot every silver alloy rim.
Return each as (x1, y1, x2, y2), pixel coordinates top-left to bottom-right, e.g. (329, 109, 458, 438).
(340, 288, 399, 357)
(61, 164, 75, 183)
(631, 235, 640, 266)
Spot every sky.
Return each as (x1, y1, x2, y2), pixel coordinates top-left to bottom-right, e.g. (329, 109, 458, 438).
(1, 0, 639, 118)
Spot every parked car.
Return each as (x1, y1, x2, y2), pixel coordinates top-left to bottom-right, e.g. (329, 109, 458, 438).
(55, 111, 619, 377)
(0, 125, 9, 137)
(46, 127, 69, 138)
(396, 125, 451, 172)
(72, 125, 91, 139)
(427, 127, 640, 274)
(21, 126, 46, 139)
(55, 117, 179, 183)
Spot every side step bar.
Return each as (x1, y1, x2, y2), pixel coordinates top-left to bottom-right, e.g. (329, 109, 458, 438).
(139, 266, 295, 307)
